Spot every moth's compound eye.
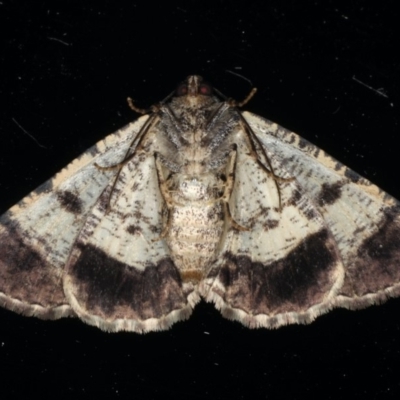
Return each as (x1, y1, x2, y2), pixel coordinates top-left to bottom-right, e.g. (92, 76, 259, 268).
(176, 84, 188, 96)
(198, 83, 212, 96)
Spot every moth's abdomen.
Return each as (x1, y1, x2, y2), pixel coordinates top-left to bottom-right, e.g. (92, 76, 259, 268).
(165, 175, 225, 282)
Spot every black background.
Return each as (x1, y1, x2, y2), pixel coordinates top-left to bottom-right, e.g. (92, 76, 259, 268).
(1, 1, 400, 399)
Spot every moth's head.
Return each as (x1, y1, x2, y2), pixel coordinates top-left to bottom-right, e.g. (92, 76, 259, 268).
(175, 75, 213, 98)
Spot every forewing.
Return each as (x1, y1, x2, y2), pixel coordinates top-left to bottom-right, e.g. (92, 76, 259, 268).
(63, 149, 195, 333)
(200, 128, 345, 328)
(0, 117, 149, 319)
(243, 111, 400, 309)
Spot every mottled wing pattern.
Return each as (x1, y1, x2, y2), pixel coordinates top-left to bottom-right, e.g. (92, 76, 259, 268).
(2, 75, 399, 333)
(243, 111, 400, 310)
(0, 116, 149, 319)
(63, 147, 195, 333)
(200, 128, 345, 328)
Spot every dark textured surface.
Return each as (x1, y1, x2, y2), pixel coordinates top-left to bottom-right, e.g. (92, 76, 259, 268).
(340, 207, 400, 299)
(317, 181, 344, 206)
(0, 225, 68, 312)
(219, 230, 338, 314)
(56, 190, 84, 214)
(69, 244, 186, 320)
(1, 2, 399, 399)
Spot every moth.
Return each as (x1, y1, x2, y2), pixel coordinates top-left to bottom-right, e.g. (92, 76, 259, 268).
(1, 76, 399, 333)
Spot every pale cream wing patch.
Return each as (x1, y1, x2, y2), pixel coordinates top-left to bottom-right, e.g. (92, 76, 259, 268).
(200, 130, 345, 328)
(63, 151, 196, 333)
(0, 116, 149, 319)
(243, 111, 400, 309)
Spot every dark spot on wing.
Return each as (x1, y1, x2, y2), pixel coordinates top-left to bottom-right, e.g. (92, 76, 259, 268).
(287, 188, 302, 207)
(344, 167, 361, 183)
(263, 219, 279, 230)
(334, 161, 343, 171)
(303, 206, 319, 221)
(57, 190, 83, 214)
(298, 137, 310, 149)
(68, 244, 187, 320)
(284, 187, 320, 220)
(150, 224, 161, 234)
(217, 229, 339, 315)
(126, 225, 142, 235)
(317, 181, 344, 207)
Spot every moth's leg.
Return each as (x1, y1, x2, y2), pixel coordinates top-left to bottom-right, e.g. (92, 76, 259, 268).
(93, 114, 161, 212)
(221, 146, 237, 204)
(222, 147, 248, 231)
(205, 97, 291, 214)
(154, 153, 174, 239)
(237, 114, 295, 210)
(95, 114, 159, 172)
(213, 87, 291, 209)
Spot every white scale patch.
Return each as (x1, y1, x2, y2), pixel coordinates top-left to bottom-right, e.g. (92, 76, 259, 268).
(1, 76, 399, 333)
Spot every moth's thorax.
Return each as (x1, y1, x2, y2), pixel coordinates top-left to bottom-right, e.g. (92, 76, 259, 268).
(169, 95, 220, 133)
(171, 94, 218, 113)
